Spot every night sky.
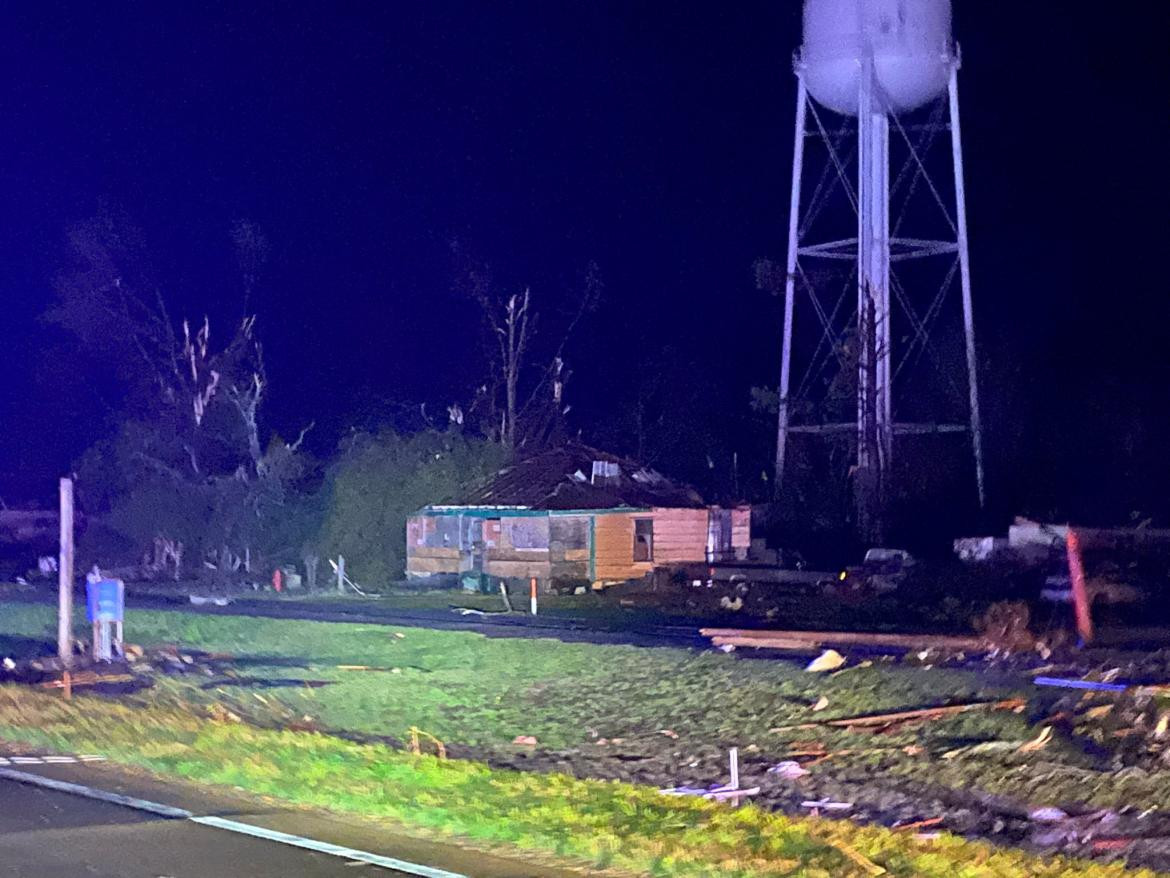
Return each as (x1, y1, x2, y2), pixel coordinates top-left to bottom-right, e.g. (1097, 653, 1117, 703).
(0, 3, 1167, 525)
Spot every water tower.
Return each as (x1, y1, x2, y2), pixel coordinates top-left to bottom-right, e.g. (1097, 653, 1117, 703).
(774, 0, 983, 542)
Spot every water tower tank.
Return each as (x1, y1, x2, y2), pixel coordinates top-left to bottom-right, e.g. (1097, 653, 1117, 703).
(801, 0, 953, 116)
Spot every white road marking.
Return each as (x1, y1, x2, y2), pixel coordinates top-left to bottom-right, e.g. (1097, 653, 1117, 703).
(192, 816, 468, 878)
(0, 754, 106, 765)
(0, 768, 192, 817)
(0, 767, 467, 878)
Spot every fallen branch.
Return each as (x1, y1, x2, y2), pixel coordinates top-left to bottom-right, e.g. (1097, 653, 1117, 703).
(772, 698, 1026, 732)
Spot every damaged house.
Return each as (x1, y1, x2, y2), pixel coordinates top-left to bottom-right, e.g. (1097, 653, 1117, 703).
(406, 445, 749, 590)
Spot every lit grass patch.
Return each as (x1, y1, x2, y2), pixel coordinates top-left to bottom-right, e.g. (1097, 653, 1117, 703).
(0, 687, 1152, 878)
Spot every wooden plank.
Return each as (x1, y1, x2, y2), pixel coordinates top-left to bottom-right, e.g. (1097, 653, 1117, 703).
(409, 547, 460, 559)
(652, 508, 709, 563)
(592, 512, 656, 580)
(405, 557, 461, 574)
(486, 549, 551, 561)
(702, 628, 984, 651)
(710, 636, 812, 650)
(482, 560, 551, 579)
(773, 698, 1026, 731)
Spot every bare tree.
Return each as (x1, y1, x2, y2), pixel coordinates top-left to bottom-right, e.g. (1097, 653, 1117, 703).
(51, 209, 310, 572)
(452, 241, 601, 453)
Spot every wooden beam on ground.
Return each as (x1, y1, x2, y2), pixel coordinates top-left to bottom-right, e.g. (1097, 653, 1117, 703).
(772, 698, 1026, 732)
(700, 628, 984, 651)
(710, 636, 818, 651)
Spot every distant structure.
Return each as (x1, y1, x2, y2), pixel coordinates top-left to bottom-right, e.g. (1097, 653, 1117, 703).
(405, 444, 750, 591)
(774, 0, 983, 541)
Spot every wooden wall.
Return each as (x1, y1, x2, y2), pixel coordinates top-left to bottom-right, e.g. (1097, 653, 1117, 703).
(652, 507, 710, 563)
(593, 509, 708, 582)
(731, 506, 751, 551)
(483, 515, 551, 580)
(593, 512, 650, 582)
(550, 515, 590, 582)
(405, 515, 462, 577)
(408, 504, 746, 587)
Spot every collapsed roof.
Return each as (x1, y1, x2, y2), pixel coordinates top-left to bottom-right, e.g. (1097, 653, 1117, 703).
(453, 444, 706, 510)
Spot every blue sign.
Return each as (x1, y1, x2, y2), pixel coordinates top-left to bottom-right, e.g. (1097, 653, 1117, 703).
(86, 579, 124, 623)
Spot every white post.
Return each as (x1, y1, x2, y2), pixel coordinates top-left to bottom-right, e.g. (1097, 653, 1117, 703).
(775, 77, 808, 495)
(729, 747, 739, 790)
(337, 555, 346, 594)
(948, 65, 986, 508)
(57, 478, 74, 668)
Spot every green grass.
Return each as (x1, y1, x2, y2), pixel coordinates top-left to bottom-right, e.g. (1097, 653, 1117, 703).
(0, 602, 1026, 751)
(3, 600, 1170, 873)
(0, 688, 1153, 878)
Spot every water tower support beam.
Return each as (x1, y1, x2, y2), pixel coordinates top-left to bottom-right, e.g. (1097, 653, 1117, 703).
(947, 64, 986, 508)
(775, 76, 808, 496)
(856, 57, 891, 542)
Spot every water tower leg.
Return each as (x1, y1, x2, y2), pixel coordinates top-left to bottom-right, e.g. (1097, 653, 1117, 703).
(948, 66, 986, 508)
(775, 78, 808, 497)
(856, 58, 890, 544)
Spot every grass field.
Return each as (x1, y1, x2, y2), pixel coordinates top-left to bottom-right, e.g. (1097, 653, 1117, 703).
(0, 688, 1153, 878)
(0, 601, 1166, 875)
(0, 602, 1028, 751)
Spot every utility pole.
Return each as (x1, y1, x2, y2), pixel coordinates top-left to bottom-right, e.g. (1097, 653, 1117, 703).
(58, 477, 74, 668)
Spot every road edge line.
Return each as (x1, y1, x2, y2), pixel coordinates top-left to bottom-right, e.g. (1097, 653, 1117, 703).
(0, 767, 192, 818)
(192, 815, 468, 878)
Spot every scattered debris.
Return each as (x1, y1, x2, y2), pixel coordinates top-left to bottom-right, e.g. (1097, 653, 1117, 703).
(1031, 808, 1121, 848)
(512, 735, 538, 747)
(1034, 676, 1128, 692)
(1017, 726, 1054, 753)
(801, 799, 854, 812)
(702, 627, 985, 653)
(408, 726, 447, 759)
(773, 698, 1026, 732)
(893, 817, 944, 832)
(973, 601, 1035, 653)
(336, 665, 402, 672)
(1028, 806, 1069, 823)
(189, 594, 232, 606)
(767, 760, 810, 779)
(806, 649, 846, 673)
(811, 695, 830, 711)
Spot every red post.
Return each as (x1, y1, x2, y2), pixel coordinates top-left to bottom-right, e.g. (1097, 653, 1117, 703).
(1066, 528, 1093, 645)
(529, 577, 537, 615)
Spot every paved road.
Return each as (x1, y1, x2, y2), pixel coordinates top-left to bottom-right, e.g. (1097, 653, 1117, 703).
(0, 761, 577, 878)
(0, 776, 415, 877)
